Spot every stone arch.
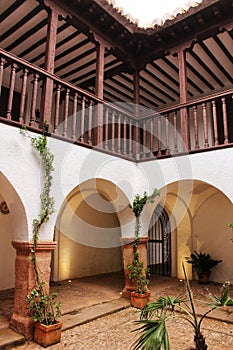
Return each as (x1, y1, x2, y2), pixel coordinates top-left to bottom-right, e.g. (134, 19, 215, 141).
(0, 172, 28, 290)
(52, 178, 130, 281)
(145, 179, 233, 282)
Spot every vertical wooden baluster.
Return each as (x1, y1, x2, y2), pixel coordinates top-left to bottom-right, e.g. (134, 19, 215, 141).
(111, 111, 115, 152)
(54, 84, 61, 134)
(63, 88, 69, 137)
(123, 115, 127, 155)
(88, 100, 93, 145)
(129, 118, 132, 157)
(202, 103, 209, 148)
(165, 114, 170, 155)
(143, 119, 147, 158)
(193, 105, 199, 149)
(157, 116, 162, 156)
(135, 120, 140, 158)
(173, 111, 178, 153)
(211, 100, 219, 146)
(80, 96, 85, 143)
(19, 68, 29, 124)
(150, 117, 154, 156)
(71, 92, 78, 140)
(117, 114, 121, 153)
(30, 73, 39, 126)
(104, 108, 109, 149)
(0, 57, 6, 98)
(6, 63, 18, 120)
(221, 97, 229, 144)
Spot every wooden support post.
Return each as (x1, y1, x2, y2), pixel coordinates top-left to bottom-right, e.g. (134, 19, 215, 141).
(178, 49, 190, 151)
(40, 6, 58, 129)
(133, 70, 140, 157)
(95, 42, 105, 146)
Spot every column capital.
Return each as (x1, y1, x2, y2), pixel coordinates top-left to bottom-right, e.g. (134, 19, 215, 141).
(12, 241, 57, 253)
(120, 236, 149, 246)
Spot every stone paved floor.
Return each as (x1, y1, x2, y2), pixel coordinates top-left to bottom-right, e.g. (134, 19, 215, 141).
(1, 272, 233, 349)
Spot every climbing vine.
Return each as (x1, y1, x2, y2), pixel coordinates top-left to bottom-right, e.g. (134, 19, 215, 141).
(127, 189, 160, 294)
(20, 126, 55, 285)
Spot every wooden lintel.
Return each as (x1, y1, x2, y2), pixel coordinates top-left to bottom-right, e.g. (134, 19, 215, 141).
(92, 31, 112, 51)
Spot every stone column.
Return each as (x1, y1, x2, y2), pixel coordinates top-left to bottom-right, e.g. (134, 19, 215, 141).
(120, 237, 149, 298)
(10, 241, 56, 340)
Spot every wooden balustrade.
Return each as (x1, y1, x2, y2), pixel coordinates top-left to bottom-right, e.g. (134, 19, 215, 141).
(0, 48, 233, 162)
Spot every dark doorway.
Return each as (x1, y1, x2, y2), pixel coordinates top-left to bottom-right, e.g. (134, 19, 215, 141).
(147, 204, 171, 276)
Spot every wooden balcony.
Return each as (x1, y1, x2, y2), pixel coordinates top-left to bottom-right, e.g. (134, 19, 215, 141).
(0, 48, 233, 161)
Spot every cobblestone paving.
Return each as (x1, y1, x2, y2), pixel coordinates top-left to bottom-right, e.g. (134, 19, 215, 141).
(15, 307, 233, 349)
(1, 273, 233, 349)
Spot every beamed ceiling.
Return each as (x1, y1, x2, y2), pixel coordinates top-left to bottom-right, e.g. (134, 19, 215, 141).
(0, 0, 232, 112)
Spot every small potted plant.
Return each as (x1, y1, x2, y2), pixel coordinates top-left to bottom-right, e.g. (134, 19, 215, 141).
(127, 189, 160, 308)
(26, 282, 62, 348)
(186, 251, 222, 284)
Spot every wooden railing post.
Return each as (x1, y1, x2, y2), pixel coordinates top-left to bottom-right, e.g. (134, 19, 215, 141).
(6, 63, 18, 120)
(19, 68, 29, 124)
(0, 57, 6, 99)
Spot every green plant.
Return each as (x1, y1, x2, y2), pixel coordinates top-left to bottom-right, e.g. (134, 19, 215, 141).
(26, 282, 61, 325)
(132, 264, 233, 350)
(127, 243, 150, 294)
(21, 126, 61, 324)
(186, 251, 222, 275)
(127, 190, 160, 294)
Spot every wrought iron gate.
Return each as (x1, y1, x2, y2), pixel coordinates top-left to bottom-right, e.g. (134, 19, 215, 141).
(147, 204, 171, 276)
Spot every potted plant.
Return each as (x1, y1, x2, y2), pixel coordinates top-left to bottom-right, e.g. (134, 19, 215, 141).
(186, 251, 222, 284)
(127, 189, 160, 308)
(127, 238, 151, 308)
(132, 263, 233, 350)
(26, 282, 62, 348)
(22, 126, 62, 347)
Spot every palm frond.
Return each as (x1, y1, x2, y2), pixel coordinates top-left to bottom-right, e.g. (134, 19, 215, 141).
(133, 319, 169, 350)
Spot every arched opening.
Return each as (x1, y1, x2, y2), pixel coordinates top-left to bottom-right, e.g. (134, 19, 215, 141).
(157, 179, 233, 282)
(147, 204, 171, 276)
(52, 178, 129, 282)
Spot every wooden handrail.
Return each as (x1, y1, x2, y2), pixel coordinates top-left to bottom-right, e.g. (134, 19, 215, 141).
(0, 48, 137, 120)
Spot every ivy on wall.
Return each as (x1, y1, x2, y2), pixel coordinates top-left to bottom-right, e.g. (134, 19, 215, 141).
(20, 126, 55, 284)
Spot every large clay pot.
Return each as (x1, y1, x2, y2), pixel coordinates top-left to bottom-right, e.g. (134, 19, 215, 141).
(34, 321, 62, 347)
(130, 291, 151, 309)
(198, 271, 211, 284)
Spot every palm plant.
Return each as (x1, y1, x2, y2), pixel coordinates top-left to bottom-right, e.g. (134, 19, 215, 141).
(132, 264, 233, 350)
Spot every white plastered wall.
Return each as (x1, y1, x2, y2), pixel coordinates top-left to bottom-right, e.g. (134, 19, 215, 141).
(1, 122, 233, 285)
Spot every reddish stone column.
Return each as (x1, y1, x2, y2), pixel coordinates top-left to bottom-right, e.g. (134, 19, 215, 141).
(10, 241, 56, 340)
(120, 237, 149, 298)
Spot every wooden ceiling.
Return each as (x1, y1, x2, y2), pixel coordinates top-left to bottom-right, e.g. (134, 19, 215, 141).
(0, 0, 232, 111)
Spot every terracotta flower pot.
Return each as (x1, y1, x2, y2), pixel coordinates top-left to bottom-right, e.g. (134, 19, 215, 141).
(130, 291, 151, 309)
(198, 271, 211, 284)
(34, 321, 62, 348)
